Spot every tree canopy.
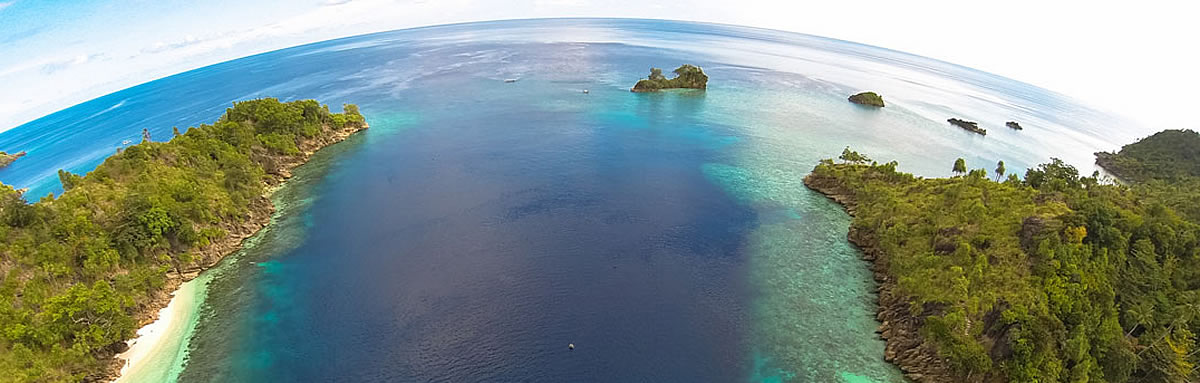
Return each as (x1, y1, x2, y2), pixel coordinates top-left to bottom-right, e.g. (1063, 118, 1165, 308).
(808, 146, 1200, 382)
(1096, 129, 1200, 183)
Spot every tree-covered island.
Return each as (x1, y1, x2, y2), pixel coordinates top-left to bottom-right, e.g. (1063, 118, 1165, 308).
(0, 98, 366, 381)
(848, 91, 886, 107)
(809, 140, 1200, 382)
(1006, 121, 1023, 130)
(630, 64, 708, 92)
(1094, 128, 1200, 224)
(1095, 129, 1200, 183)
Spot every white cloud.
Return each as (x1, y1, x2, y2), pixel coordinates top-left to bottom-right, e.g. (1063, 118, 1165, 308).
(142, 34, 205, 54)
(0, 2, 14, 12)
(40, 53, 106, 74)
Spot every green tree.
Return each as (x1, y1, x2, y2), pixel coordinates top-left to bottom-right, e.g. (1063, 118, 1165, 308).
(1125, 302, 1154, 337)
(995, 160, 1006, 181)
(953, 158, 967, 176)
(649, 67, 665, 81)
(57, 170, 83, 191)
(839, 146, 870, 164)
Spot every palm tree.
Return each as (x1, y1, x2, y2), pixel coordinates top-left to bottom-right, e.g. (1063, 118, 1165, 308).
(953, 158, 967, 176)
(1125, 302, 1154, 337)
(1139, 291, 1200, 356)
(995, 160, 1006, 181)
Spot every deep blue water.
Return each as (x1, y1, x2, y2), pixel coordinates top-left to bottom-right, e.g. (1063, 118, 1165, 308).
(0, 19, 1135, 382)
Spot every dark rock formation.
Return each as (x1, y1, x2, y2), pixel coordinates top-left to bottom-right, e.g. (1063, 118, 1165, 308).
(0, 151, 26, 168)
(948, 118, 986, 135)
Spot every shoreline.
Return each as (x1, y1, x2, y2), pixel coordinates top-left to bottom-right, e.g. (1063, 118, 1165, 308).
(99, 119, 369, 382)
(802, 172, 957, 383)
(111, 273, 208, 383)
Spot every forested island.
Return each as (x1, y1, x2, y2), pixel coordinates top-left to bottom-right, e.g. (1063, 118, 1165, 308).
(0, 98, 366, 381)
(630, 64, 708, 92)
(807, 142, 1200, 382)
(848, 91, 886, 107)
(1006, 121, 1023, 130)
(1094, 129, 1200, 224)
(0, 151, 26, 168)
(1095, 129, 1200, 183)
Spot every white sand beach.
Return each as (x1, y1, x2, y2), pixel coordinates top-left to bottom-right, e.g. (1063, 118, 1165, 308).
(112, 274, 210, 383)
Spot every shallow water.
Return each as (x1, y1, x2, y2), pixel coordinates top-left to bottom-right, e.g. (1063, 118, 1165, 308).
(0, 19, 1135, 382)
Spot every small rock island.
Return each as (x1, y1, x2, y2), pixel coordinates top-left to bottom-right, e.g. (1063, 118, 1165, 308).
(0, 151, 26, 168)
(1006, 121, 1023, 130)
(848, 92, 885, 107)
(948, 118, 986, 135)
(631, 64, 708, 92)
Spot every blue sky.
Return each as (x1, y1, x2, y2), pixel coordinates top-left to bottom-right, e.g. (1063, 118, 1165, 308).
(1, 0, 1198, 132)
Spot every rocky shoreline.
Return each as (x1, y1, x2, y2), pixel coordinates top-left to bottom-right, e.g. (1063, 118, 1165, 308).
(92, 119, 369, 382)
(803, 172, 957, 383)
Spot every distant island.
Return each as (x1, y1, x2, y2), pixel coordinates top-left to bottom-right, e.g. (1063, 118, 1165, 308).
(0, 98, 366, 381)
(0, 150, 26, 168)
(1095, 129, 1200, 183)
(808, 133, 1200, 382)
(848, 91, 885, 107)
(1005, 121, 1023, 130)
(947, 118, 986, 135)
(631, 64, 708, 92)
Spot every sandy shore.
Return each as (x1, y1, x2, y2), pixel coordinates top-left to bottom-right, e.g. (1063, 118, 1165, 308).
(112, 274, 209, 383)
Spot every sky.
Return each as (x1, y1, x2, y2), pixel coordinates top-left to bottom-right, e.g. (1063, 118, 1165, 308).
(1, 0, 1197, 133)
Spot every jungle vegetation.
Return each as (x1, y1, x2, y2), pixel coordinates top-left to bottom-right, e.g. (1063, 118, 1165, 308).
(0, 98, 365, 382)
(812, 143, 1200, 382)
(1096, 129, 1200, 222)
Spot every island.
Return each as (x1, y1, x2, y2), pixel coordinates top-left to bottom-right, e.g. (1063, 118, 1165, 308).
(806, 141, 1200, 382)
(0, 98, 366, 381)
(1095, 129, 1200, 220)
(0, 150, 26, 168)
(848, 91, 885, 107)
(947, 118, 986, 135)
(1005, 121, 1023, 130)
(1095, 129, 1200, 182)
(630, 64, 708, 92)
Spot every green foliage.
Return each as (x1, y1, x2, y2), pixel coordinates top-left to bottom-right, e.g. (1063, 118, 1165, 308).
(810, 150, 1200, 382)
(1096, 129, 1200, 223)
(0, 98, 364, 380)
(1096, 129, 1200, 182)
(631, 64, 709, 92)
(56, 170, 83, 192)
(953, 158, 967, 175)
(839, 146, 871, 164)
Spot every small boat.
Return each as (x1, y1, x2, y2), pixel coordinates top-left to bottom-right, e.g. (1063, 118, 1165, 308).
(504, 78, 518, 83)
(568, 343, 575, 350)
(582, 89, 589, 94)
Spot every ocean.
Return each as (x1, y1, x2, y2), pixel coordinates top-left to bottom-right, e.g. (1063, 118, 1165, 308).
(0, 19, 1137, 382)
